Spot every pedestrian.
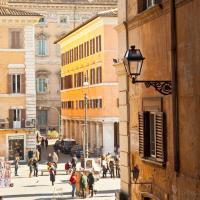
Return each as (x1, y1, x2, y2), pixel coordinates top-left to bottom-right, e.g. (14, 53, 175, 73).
(28, 158, 33, 178)
(36, 145, 41, 161)
(109, 159, 115, 178)
(41, 137, 45, 148)
(80, 172, 87, 198)
(27, 149, 34, 160)
(47, 153, 52, 162)
(69, 171, 77, 198)
(45, 137, 48, 149)
(14, 155, 20, 176)
(115, 156, 120, 178)
(52, 152, 58, 164)
(102, 159, 107, 178)
(71, 154, 77, 170)
(48, 163, 56, 186)
(33, 157, 38, 177)
(87, 171, 95, 197)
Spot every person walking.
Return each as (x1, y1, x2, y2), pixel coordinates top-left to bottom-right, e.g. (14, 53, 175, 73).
(14, 156, 20, 176)
(69, 171, 77, 198)
(80, 172, 87, 198)
(115, 156, 120, 178)
(41, 137, 45, 148)
(87, 171, 95, 197)
(48, 163, 56, 186)
(52, 152, 58, 164)
(28, 158, 33, 178)
(102, 159, 107, 178)
(71, 155, 77, 170)
(109, 159, 115, 178)
(33, 157, 39, 177)
(45, 137, 48, 149)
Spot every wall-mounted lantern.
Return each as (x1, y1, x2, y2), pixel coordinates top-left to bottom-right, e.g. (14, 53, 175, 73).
(124, 45, 172, 95)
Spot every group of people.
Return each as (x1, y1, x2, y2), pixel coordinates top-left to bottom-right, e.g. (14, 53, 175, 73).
(101, 153, 120, 178)
(69, 170, 95, 198)
(27, 148, 40, 177)
(41, 137, 48, 149)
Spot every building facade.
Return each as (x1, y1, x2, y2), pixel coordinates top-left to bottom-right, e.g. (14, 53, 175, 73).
(56, 9, 119, 155)
(8, 0, 118, 134)
(0, 4, 40, 160)
(115, 0, 200, 199)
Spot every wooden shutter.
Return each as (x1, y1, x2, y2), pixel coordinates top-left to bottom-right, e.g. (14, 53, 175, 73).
(137, 0, 146, 13)
(20, 74, 26, 93)
(9, 109, 14, 128)
(7, 74, 12, 94)
(21, 109, 26, 128)
(138, 112, 150, 158)
(155, 112, 165, 163)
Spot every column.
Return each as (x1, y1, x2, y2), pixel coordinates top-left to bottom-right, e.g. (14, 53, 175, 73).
(102, 122, 115, 154)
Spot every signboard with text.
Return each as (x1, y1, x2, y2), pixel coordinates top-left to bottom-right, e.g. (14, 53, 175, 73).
(26, 133, 36, 149)
(0, 158, 11, 188)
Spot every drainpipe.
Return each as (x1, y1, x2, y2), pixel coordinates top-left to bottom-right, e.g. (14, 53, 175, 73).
(170, 0, 180, 172)
(124, 0, 132, 199)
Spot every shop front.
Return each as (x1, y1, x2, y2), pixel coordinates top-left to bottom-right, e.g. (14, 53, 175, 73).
(0, 129, 36, 161)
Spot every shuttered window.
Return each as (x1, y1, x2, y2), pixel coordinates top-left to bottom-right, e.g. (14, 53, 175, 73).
(10, 29, 23, 49)
(138, 111, 165, 164)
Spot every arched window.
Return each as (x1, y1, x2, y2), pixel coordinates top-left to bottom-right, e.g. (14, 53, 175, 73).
(35, 33, 49, 56)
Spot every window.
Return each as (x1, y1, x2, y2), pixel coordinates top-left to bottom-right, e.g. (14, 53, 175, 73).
(12, 74, 21, 93)
(90, 68, 95, 85)
(96, 67, 102, 83)
(138, 111, 165, 164)
(64, 75, 73, 89)
(60, 16, 68, 24)
(36, 77, 48, 93)
(9, 29, 23, 49)
(36, 34, 48, 56)
(38, 110, 47, 126)
(138, 0, 160, 13)
(38, 17, 45, 24)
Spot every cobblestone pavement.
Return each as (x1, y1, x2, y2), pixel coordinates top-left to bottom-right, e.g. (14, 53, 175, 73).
(0, 144, 120, 200)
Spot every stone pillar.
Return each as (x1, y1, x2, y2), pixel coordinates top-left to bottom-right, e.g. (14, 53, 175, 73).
(95, 123, 99, 148)
(102, 122, 115, 155)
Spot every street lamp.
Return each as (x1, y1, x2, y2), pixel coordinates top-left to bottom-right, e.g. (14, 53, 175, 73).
(83, 80, 89, 159)
(123, 45, 172, 95)
(38, 106, 61, 136)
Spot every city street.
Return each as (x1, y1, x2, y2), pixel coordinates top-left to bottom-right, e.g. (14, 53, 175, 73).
(0, 144, 120, 200)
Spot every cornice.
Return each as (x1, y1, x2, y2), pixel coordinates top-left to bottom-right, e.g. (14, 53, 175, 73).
(127, 1, 169, 31)
(0, 16, 39, 25)
(114, 22, 126, 33)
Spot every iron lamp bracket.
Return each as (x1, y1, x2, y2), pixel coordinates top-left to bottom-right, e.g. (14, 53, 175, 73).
(132, 78, 172, 95)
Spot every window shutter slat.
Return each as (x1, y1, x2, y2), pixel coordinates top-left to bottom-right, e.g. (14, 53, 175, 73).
(9, 109, 14, 128)
(155, 112, 165, 163)
(20, 74, 26, 93)
(7, 75, 12, 94)
(21, 109, 26, 128)
(138, 112, 145, 157)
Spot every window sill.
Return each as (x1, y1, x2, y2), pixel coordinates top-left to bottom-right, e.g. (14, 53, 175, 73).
(141, 157, 165, 168)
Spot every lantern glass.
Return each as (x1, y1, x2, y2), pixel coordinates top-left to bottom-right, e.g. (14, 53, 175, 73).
(129, 59, 143, 76)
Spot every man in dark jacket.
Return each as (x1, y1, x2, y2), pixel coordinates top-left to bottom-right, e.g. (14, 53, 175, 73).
(87, 171, 95, 197)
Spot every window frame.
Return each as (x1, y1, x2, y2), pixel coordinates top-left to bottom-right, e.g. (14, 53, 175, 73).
(138, 111, 166, 165)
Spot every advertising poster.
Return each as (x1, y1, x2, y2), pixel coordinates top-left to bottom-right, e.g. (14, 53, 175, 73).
(0, 158, 11, 188)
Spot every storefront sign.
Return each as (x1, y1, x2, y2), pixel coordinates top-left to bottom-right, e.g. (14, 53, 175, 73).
(26, 133, 36, 149)
(8, 135, 24, 140)
(0, 159, 11, 188)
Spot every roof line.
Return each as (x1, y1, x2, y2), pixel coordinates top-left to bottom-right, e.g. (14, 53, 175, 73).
(54, 8, 117, 44)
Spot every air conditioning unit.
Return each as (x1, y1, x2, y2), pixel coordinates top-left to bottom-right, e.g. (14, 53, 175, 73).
(25, 119, 35, 128)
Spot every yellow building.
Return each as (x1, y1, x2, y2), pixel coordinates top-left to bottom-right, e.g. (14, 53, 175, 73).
(56, 9, 119, 155)
(0, 4, 40, 161)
